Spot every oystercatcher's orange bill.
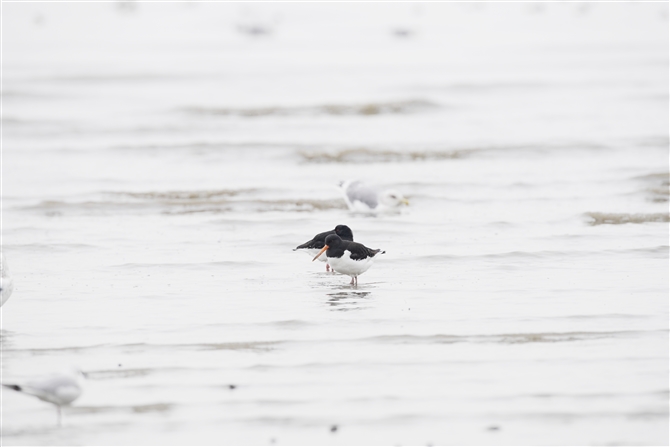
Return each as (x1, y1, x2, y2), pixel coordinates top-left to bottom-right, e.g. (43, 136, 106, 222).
(312, 245, 329, 262)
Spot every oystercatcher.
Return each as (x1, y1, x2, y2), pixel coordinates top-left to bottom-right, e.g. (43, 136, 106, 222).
(312, 234, 385, 285)
(294, 225, 354, 271)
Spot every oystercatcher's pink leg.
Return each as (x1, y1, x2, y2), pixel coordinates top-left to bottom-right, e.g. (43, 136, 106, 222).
(326, 264, 330, 272)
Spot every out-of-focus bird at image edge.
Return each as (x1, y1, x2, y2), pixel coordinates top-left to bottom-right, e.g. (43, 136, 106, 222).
(3, 368, 86, 426)
(1, 253, 14, 307)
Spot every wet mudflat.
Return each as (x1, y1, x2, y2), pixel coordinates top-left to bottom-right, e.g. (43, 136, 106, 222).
(1, 3, 668, 445)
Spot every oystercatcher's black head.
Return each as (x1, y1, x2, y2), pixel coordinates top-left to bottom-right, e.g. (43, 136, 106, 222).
(312, 234, 345, 261)
(324, 234, 344, 247)
(334, 225, 353, 241)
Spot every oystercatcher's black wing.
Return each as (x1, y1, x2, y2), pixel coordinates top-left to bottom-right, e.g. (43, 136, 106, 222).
(294, 230, 334, 250)
(345, 241, 385, 261)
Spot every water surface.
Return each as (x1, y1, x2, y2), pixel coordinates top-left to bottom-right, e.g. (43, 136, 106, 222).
(2, 3, 668, 445)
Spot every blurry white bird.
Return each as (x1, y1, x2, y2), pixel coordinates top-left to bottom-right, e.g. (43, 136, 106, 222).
(339, 180, 409, 213)
(3, 368, 86, 426)
(1, 253, 13, 307)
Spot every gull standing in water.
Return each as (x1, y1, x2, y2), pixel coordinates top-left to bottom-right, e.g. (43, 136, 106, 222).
(1, 253, 13, 307)
(339, 180, 409, 213)
(294, 225, 354, 271)
(3, 369, 86, 426)
(312, 234, 385, 285)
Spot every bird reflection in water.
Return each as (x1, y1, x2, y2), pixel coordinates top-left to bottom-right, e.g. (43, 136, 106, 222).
(326, 290, 371, 311)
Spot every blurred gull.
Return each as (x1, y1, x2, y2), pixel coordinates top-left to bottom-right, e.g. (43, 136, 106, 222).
(339, 180, 409, 213)
(1, 253, 13, 307)
(3, 368, 86, 426)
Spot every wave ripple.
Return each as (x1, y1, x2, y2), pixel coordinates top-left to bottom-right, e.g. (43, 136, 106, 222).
(183, 99, 437, 117)
(586, 212, 670, 225)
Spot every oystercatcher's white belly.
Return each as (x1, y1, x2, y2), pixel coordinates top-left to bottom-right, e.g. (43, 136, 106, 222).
(328, 250, 375, 276)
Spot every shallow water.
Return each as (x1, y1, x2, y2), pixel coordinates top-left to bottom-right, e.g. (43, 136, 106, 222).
(1, 3, 668, 445)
